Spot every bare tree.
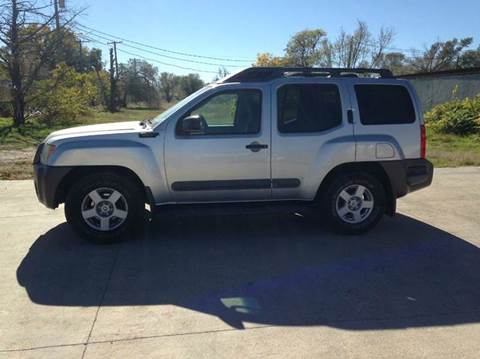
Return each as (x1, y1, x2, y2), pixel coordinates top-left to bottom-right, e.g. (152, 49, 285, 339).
(332, 21, 371, 68)
(0, 0, 81, 126)
(370, 27, 395, 68)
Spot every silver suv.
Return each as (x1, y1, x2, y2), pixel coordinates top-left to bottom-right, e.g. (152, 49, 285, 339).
(33, 67, 433, 242)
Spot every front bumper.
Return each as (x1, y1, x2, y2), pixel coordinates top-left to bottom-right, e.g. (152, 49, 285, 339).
(33, 164, 72, 209)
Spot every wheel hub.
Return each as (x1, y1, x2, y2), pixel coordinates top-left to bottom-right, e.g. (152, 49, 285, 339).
(96, 201, 114, 217)
(347, 196, 362, 211)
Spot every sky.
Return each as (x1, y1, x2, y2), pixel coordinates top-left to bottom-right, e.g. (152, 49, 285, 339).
(73, 0, 480, 80)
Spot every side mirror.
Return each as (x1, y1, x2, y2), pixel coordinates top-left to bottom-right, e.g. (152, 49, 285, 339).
(181, 114, 206, 135)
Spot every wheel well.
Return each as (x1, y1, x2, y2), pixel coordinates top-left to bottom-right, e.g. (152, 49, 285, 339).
(54, 166, 147, 207)
(315, 162, 396, 216)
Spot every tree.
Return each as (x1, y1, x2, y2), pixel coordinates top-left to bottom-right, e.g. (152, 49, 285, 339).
(0, 0, 81, 126)
(409, 38, 473, 72)
(179, 73, 204, 96)
(31, 63, 97, 126)
(379, 52, 409, 75)
(119, 58, 159, 107)
(370, 27, 395, 68)
(331, 21, 371, 68)
(254, 52, 288, 67)
(213, 66, 229, 81)
(284, 29, 326, 66)
(458, 46, 480, 68)
(159, 72, 178, 102)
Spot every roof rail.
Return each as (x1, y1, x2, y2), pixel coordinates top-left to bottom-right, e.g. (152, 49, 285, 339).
(221, 67, 393, 83)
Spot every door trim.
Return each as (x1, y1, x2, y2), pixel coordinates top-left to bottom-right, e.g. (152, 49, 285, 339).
(171, 178, 300, 191)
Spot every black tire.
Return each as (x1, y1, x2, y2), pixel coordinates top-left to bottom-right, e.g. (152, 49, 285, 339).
(322, 172, 386, 234)
(65, 172, 144, 243)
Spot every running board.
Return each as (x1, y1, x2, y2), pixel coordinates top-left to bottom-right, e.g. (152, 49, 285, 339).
(152, 201, 315, 217)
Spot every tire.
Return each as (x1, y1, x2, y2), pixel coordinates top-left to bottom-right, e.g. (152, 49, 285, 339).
(65, 172, 144, 243)
(322, 172, 386, 234)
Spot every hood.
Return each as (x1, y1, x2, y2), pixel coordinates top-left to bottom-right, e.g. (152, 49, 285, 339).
(45, 121, 142, 142)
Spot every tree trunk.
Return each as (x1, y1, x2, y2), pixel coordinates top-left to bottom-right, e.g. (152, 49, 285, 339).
(10, 0, 25, 127)
(12, 91, 25, 127)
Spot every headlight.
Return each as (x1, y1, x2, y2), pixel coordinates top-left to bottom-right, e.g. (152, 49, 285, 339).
(40, 143, 57, 164)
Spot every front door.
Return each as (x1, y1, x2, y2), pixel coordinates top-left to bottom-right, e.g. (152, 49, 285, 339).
(164, 87, 271, 203)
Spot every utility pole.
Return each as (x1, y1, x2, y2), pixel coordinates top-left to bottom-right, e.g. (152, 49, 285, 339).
(53, 0, 60, 30)
(109, 48, 117, 112)
(107, 41, 122, 79)
(78, 37, 90, 71)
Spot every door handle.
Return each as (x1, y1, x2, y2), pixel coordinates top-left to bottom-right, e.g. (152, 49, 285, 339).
(246, 141, 268, 152)
(347, 109, 354, 124)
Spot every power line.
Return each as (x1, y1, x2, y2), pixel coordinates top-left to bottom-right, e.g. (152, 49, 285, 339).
(76, 23, 254, 63)
(116, 48, 220, 74)
(82, 30, 243, 68)
(80, 35, 222, 74)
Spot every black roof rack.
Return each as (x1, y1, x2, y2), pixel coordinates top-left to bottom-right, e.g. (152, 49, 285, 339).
(221, 67, 393, 83)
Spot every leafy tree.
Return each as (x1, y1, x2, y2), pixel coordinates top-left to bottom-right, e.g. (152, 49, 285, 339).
(0, 0, 81, 127)
(379, 52, 409, 75)
(31, 64, 97, 126)
(409, 38, 473, 72)
(284, 29, 326, 66)
(458, 46, 480, 68)
(119, 59, 159, 107)
(179, 73, 204, 96)
(254, 52, 288, 67)
(159, 72, 178, 102)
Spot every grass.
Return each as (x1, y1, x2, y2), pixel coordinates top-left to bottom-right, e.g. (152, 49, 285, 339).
(0, 108, 162, 150)
(0, 107, 162, 179)
(1, 108, 479, 179)
(426, 127, 480, 167)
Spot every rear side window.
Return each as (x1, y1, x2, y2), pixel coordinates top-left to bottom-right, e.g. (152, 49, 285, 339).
(355, 85, 416, 125)
(277, 84, 342, 133)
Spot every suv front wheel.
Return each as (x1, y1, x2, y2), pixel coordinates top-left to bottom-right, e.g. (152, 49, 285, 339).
(65, 172, 144, 243)
(323, 172, 386, 234)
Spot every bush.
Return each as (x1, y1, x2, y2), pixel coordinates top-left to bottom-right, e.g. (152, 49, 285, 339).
(31, 64, 98, 126)
(425, 95, 480, 135)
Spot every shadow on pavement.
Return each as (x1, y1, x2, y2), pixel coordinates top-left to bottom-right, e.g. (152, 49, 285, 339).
(17, 213, 480, 329)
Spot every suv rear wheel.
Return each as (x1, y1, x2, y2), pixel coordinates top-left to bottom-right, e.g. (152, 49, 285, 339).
(323, 172, 386, 234)
(65, 172, 144, 243)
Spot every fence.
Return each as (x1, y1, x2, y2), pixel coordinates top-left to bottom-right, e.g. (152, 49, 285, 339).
(400, 68, 480, 112)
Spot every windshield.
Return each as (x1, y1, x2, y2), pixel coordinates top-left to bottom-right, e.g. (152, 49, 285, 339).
(150, 86, 213, 127)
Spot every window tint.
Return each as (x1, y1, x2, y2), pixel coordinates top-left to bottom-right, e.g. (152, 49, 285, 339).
(277, 84, 342, 133)
(178, 90, 261, 136)
(355, 85, 416, 125)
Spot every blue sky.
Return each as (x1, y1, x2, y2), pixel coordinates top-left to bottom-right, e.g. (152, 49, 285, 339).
(75, 0, 480, 80)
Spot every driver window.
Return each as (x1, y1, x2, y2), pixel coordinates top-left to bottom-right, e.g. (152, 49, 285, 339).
(177, 89, 262, 136)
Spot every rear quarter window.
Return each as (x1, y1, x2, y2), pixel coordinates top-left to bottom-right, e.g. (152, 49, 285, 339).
(355, 84, 416, 125)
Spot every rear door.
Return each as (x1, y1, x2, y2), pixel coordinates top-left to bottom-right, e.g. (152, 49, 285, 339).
(349, 80, 421, 160)
(271, 78, 355, 200)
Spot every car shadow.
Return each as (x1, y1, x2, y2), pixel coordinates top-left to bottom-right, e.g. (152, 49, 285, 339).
(17, 213, 480, 330)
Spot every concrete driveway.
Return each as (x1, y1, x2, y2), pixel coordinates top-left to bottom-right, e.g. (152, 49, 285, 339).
(1, 167, 480, 358)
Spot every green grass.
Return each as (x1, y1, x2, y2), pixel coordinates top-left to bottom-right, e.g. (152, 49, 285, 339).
(426, 127, 480, 167)
(0, 108, 162, 150)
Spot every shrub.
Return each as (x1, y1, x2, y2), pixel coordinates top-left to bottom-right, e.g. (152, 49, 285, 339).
(425, 95, 480, 135)
(31, 64, 98, 126)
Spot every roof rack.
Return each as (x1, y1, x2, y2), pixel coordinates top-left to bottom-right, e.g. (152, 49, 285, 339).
(221, 67, 393, 83)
